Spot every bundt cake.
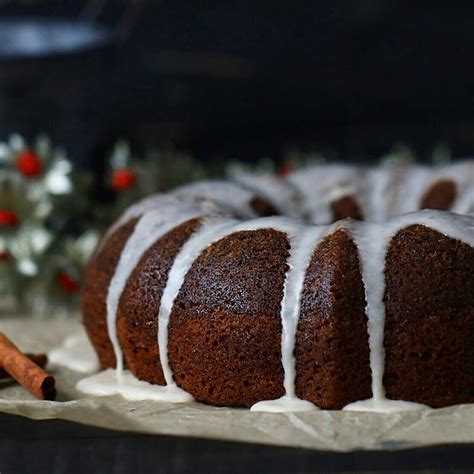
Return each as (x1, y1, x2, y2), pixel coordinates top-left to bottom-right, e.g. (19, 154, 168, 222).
(79, 161, 474, 412)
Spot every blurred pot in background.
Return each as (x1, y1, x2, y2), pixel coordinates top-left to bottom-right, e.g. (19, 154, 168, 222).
(0, 1, 143, 166)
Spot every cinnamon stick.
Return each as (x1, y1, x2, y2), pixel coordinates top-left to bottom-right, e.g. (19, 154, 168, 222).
(0, 353, 47, 379)
(0, 333, 56, 400)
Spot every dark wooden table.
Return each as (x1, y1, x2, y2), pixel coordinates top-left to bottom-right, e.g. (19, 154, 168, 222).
(0, 412, 472, 473)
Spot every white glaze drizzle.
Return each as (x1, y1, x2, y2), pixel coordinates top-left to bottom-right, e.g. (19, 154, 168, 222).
(157, 217, 239, 387)
(251, 222, 336, 412)
(445, 161, 474, 214)
(366, 164, 406, 222)
(106, 198, 215, 381)
(77, 368, 119, 396)
(97, 192, 222, 254)
(77, 368, 198, 401)
(172, 180, 259, 218)
(344, 210, 474, 412)
(232, 172, 302, 218)
(49, 331, 99, 373)
(396, 165, 432, 215)
(96, 193, 166, 253)
(287, 164, 366, 224)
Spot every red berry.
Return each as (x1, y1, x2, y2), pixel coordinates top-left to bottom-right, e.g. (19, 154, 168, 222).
(277, 162, 294, 177)
(0, 209, 19, 227)
(56, 271, 79, 294)
(16, 150, 43, 178)
(110, 168, 136, 191)
(0, 251, 11, 262)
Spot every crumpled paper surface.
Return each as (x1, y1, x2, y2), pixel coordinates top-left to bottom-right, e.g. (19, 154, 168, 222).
(0, 316, 473, 452)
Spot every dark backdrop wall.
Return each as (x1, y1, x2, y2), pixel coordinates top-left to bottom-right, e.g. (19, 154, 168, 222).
(1, 1, 474, 166)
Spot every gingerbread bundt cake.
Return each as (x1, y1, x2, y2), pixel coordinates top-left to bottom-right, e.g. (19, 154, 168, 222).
(80, 161, 474, 412)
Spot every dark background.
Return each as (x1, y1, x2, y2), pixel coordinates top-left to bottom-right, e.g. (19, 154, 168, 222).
(2, 1, 474, 167)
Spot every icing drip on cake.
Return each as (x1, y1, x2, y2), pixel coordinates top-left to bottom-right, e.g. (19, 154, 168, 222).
(157, 217, 238, 390)
(97, 193, 167, 253)
(172, 180, 259, 218)
(344, 210, 474, 412)
(211, 216, 319, 411)
(251, 222, 335, 412)
(106, 201, 212, 375)
(233, 172, 301, 218)
(449, 162, 474, 214)
(344, 219, 428, 413)
(287, 164, 366, 223)
(435, 162, 474, 213)
(366, 165, 406, 222)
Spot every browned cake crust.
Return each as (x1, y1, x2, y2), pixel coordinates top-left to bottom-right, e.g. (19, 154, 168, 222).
(167, 229, 289, 407)
(295, 229, 371, 409)
(116, 218, 201, 384)
(420, 179, 457, 211)
(82, 218, 139, 369)
(384, 225, 474, 407)
(249, 196, 280, 217)
(331, 196, 364, 221)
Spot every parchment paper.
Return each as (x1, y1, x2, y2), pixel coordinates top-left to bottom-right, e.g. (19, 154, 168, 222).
(0, 316, 473, 452)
